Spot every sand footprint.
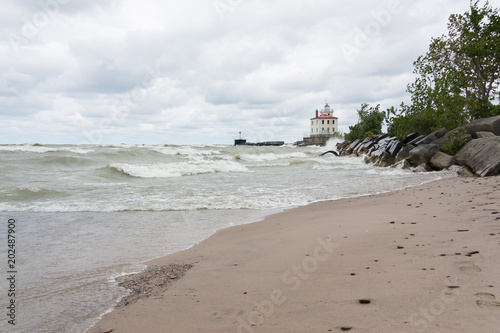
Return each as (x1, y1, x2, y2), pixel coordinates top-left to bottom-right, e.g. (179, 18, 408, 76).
(476, 293, 500, 309)
(457, 261, 482, 272)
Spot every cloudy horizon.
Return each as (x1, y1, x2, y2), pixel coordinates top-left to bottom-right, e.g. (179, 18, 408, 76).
(1, 0, 488, 145)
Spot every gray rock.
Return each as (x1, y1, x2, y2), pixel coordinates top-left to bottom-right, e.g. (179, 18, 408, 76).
(391, 159, 412, 169)
(413, 163, 432, 173)
(395, 144, 414, 161)
(477, 131, 496, 138)
(372, 134, 388, 143)
(408, 135, 425, 146)
(430, 152, 456, 170)
(454, 165, 475, 177)
(459, 115, 500, 138)
(375, 152, 396, 167)
(355, 137, 375, 155)
(409, 144, 440, 165)
(402, 132, 420, 144)
(455, 137, 500, 176)
(415, 128, 448, 145)
(387, 140, 403, 156)
(345, 139, 361, 154)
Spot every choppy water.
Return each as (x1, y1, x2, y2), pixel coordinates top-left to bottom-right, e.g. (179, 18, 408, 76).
(0, 141, 456, 332)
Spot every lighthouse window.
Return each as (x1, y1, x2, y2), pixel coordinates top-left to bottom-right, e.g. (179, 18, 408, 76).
(327, 120, 330, 124)
(322, 120, 324, 124)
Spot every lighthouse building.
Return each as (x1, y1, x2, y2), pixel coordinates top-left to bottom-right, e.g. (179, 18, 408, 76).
(310, 103, 338, 137)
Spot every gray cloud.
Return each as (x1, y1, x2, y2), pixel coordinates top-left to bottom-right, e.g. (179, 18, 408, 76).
(0, 0, 482, 144)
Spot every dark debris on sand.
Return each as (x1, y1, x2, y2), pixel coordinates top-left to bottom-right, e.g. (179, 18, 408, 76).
(117, 264, 193, 307)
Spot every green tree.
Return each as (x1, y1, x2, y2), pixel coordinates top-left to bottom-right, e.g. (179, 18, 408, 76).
(345, 103, 385, 141)
(388, 1, 500, 139)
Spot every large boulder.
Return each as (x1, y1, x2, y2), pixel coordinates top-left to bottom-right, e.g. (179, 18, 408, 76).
(415, 128, 448, 145)
(429, 152, 456, 170)
(374, 152, 396, 167)
(372, 134, 389, 143)
(459, 115, 500, 138)
(407, 135, 425, 146)
(395, 144, 414, 161)
(355, 137, 375, 155)
(402, 132, 420, 144)
(413, 163, 432, 173)
(345, 139, 361, 154)
(455, 137, 500, 177)
(387, 140, 403, 156)
(409, 144, 440, 165)
(477, 131, 496, 138)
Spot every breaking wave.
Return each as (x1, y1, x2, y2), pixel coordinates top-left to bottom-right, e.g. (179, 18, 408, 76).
(108, 160, 249, 178)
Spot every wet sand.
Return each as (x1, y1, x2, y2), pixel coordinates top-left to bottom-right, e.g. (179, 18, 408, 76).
(88, 176, 500, 333)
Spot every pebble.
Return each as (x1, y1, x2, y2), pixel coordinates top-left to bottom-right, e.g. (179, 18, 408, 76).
(465, 251, 479, 257)
(457, 229, 469, 232)
(341, 326, 353, 331)
(102, 330, 113, 333)
(350, 273, 356, 276)
(359, 299, 371, 304)
(448, 286, 460, 289)
(397, 246, 404, 249)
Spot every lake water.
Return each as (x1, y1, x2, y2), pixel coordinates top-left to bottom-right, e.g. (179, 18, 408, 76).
(0, 141, 456, 332)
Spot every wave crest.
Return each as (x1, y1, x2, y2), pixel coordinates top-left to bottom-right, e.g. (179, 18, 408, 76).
(108, 160, 248, 178)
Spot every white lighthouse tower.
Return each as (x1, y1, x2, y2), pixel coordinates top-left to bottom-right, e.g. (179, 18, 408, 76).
(310, 103, 338, 137)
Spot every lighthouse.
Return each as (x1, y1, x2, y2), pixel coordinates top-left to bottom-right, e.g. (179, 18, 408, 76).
(296, 103, 339, 146)
(310, 103, 338, 137)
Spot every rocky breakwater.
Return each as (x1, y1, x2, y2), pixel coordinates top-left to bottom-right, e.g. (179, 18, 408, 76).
(336, 115, 500, 177)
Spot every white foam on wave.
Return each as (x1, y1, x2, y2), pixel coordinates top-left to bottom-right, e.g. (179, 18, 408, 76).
(152, 147, 221, 156)
(68, 148, 94, 154)
(238, 152, 308, 162)
(365, 168, 411, 176)
(0, 145, 94, 154)
(110, 159, 248, 178)
(0, 144, 58, 153)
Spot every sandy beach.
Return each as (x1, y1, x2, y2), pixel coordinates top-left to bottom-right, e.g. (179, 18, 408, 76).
(88, 176, 500, 333)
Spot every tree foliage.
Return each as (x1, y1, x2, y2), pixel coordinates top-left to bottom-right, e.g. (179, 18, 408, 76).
(345, 103, 385, 141)
(387, 1, 500, 140)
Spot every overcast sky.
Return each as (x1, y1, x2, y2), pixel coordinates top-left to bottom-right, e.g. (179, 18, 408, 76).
(0, 0, 494, 145)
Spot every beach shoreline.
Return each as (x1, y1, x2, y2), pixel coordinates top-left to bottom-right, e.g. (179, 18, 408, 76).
(88, 176, 500, 333)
